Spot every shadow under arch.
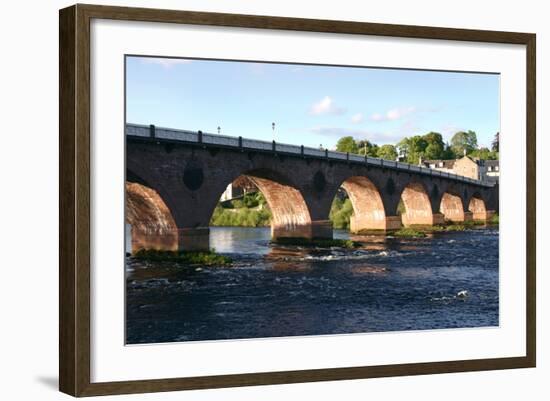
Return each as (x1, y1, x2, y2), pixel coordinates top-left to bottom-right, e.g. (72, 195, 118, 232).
(440, 191, 467, 222)
(399, 182, 442, 226)
(338, 176, 390, 232)
(125, 170, 178, 252)
(210, 168, 316, 239)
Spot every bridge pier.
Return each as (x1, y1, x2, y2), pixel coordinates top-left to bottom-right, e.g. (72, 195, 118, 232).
(311, 220, 333, 239)
(349, 215, 402, 233)
(130, 228, 178, 252)
(272, 220, 333, 240)
(402, 212, 445, 227)
(177, 227, 210, 251)
(472, 210, 496, 222)
(442, 211, 474, 223)
(463, 211, 474, 222)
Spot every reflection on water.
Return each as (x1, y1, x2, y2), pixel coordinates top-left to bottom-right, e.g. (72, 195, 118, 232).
(126, 226, 499, 344)
(209, 226, 272, 255)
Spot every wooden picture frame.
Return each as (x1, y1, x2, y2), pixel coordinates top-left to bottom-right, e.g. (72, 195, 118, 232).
(59, 3, 536, 397)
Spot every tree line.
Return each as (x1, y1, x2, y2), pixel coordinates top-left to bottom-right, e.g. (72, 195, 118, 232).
(335, 131, 499, 164)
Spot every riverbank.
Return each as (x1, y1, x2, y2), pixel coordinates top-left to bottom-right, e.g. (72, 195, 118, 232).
(393, 217, 499, 238)
(132, 249, 232, 265)
(210, 192, 271, 227)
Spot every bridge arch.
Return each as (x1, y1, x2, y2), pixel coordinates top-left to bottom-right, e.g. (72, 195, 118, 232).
(125, 180, 178, 252)
(399, 182, 444, 226)
(246, 170, 313, 239)
(440, 191, 468, 222)
(468, 193, 489, 221)
(212, 168, 318, 240)
(338, 176, 392, 232)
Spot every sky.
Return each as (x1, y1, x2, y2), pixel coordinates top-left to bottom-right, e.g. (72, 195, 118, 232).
(126, 56, 500, 150)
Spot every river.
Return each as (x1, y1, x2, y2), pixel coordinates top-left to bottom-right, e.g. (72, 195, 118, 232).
(126, 226, 499, 344)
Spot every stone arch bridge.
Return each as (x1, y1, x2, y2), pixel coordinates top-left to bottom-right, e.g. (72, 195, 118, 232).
(125, 124, 498, 251)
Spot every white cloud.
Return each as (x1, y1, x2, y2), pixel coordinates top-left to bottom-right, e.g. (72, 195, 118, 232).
(351, 113, 364, 124)
(371, 106, 416, 122)
(370, 113, 383, 121)
(140, 57, 192, 68)
(309, 96, 346, 116)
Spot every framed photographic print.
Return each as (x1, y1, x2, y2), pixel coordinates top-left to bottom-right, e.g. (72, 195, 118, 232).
(59, 4, 536, 397)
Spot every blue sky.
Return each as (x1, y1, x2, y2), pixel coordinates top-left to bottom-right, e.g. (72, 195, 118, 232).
(126, 56, 500, 149)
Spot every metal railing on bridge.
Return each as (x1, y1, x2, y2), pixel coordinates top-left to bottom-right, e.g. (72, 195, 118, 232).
(126, 123, 492, 187)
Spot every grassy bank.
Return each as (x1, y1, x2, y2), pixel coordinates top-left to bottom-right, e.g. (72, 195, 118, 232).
(133, 249, 232, 265)
(393, 227, 428, 238)
(392, 217, 499, 238)
(273, 237, 360, 248)
(210, 192, 271, 227)
(393, 225, 462, 238)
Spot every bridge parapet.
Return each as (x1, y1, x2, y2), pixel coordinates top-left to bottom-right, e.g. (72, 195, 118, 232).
(126, 123, 492, 188)
(202, 133, 240, 147)
(327, 150, 347, 160)
(304, 147, 325, 158)
(240, 138, 270, 150)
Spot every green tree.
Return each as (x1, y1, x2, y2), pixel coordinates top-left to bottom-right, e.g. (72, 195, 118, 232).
(397, 135, 428, 164)
(377, 144, 398, 160)
(491, 132, 499, 153)
(357, 140, 379, 156)
(470, 147, 498, 160)
(423, 132, 445, 160)
(451, 130, 478, 156)
(369, 144, 379, 157)
(442, 143, 456, 160)
(335, 136, 359, 153)
(334, 131, 469, 164)
(329, 197, 354, 229)
(396, 137, 411, 161)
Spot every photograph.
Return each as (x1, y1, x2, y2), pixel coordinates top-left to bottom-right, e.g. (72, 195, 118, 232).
(124, 56, 500, 345)
(52, 2, 538, 396)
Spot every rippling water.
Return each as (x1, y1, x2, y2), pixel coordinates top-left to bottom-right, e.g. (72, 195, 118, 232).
(126, 226, 499, 344)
